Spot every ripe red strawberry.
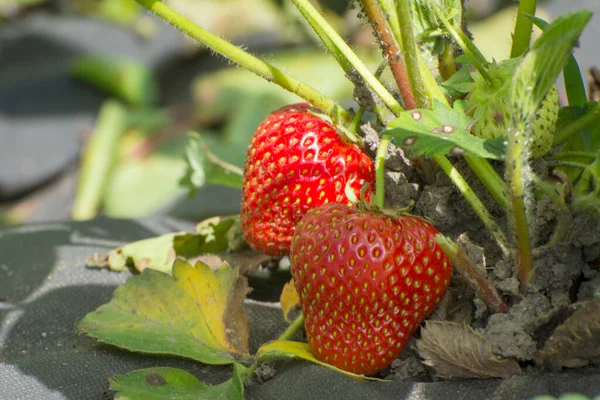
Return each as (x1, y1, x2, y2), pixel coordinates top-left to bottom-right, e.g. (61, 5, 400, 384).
(290, 203, 452, 375)
(241, 103, 374, 256)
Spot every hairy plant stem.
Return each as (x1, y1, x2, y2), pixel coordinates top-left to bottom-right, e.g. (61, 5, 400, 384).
(554, 151, 600, 160)
(464, 156, 510, 210)
(292, 0, 404, 116)
(506, 123, 534, 293)
(361, 0, 416, 109)
(510, 0, 537, 58)
(375, 135, 392, 209)
(435, 235, 506, 313)
(395, 0, 429, 108)
(133, 0, 351, 124)
(429, 2, 492, 83)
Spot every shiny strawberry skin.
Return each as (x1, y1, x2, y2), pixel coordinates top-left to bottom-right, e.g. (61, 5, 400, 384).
(290, 203, 452, 375)
(241, 103, 374, 256)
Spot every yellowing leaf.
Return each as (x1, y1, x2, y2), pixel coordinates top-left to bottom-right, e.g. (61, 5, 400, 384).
(256, 340, 384, 381)
(79, 260, 251, 365)
(280, 279, 300, 323)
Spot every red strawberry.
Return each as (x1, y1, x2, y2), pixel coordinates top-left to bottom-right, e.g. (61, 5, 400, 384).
(290, 203, 452, 375)
(241, 103, 374, 256)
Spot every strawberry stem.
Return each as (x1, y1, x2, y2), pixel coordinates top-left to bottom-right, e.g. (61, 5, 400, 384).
(395, 0, 429, 108)
(464, 157, 510, 210)
(510, 0, 537, 58)
(278, 314, 305, 341)
(375, 134, 392, 209)
(360, 0, 416, 109)
(133, 0, 352, 125)
(434, 156, 510, 258)
(435, 235, 507, 314)
(429, 2, 493, 84)
(291, 0, 404, 116)
(505, 122, 534, 293)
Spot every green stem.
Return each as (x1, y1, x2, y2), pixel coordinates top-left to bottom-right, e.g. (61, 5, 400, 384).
(72, 101, 127, 220)
(434, 155, 510, 257)
(396, 0, 428, 108)
(554, 105, 600, 145)
(506, 124, 534, 293)
(361, 0, 416, 109)
(547, 160, 591, 170)
(464, 155, 510, 210)
(133, 0, 351, 124)
(278, 314, 305, 341)
(429, 2, 492, 83)
(375, 135, 392, 209)
(554, 151, 600, 160)
(292, 0, 404, 115)
(510, 0, 537, 58)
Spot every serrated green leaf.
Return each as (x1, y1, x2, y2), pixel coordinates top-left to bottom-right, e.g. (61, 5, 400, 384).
(79, 260, 251, 364)
(180, 133, 243, 196)
(87, 216, 241, 273)
(511, 10, 592, 124)
(441, 66, 475, 95)
(110, 364, 245, 400)
(382, 100, 506, 160)
(256, 340, 384, 381)
(412, 0, 463, 59)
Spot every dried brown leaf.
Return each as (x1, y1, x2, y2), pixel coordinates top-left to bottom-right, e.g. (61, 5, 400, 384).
(536, 297, 600, 371)
(416, 321, 522, 379)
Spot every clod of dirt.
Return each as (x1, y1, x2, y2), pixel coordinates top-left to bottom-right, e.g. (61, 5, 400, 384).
(484, 293, 555, 360)
(253, 362, 277, 384)
(416, 321, 521, 379)
(362, 124, 414, 178)
(384, 172, 419, 209)
(385, 346, 429, 381)
(430, 277, 475, 325)
(536, 298, 600, 371)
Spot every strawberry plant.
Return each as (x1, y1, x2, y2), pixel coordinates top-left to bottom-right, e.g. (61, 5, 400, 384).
(78, 0, 600, 398)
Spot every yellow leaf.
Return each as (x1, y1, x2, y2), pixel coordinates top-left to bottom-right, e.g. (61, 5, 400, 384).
(280, 279, 300, 322)
(79, 259, 250, 364)
(256, 340, 386, 381)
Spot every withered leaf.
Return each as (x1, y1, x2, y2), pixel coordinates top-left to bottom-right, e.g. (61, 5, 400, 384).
(280, 279, 300, 322)
(416, 321, 521, 379)
(536, 297, 600, 371)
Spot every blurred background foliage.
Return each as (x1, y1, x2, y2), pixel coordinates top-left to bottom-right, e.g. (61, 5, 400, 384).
(0, 0, 579, 225)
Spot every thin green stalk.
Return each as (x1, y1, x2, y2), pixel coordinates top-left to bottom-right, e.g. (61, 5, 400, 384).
(72, 100, 127, 220)
(396, 0, 428, 108)
(505, 123, 534, 293)
(375, 135, 392, 209)
(361, 0, 416, 109)
(464, 156, 510, 210)
(292, 0, 404, 115)
(547, 160, 591, 170)
(429, 2, 492, 83)
(554, 105, 600, 145)
(278, 314, 305, 341)
(133, 0, 351, 124)
(554, 151, 600, 160)
(434, 155, 510, 257)
(510, 0, 537, 58)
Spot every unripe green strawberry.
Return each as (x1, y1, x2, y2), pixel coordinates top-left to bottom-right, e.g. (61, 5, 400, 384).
(290, 203, 452, 375)
(465, 59, 559, 158)
(241, 103, 374, 256)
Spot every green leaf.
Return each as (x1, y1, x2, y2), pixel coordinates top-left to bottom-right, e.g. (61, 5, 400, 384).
(510, 10, 592, 124)
(180, 133, 243, 196)
(440, 66, 475, 95)
(110, 364, 245, 400)
(256, 340, 384, 381)
(79, 260, 251, 364)
(382, 99, 506, 160)
(87, 215, 242, 274)
(412, 0, 464, 59)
